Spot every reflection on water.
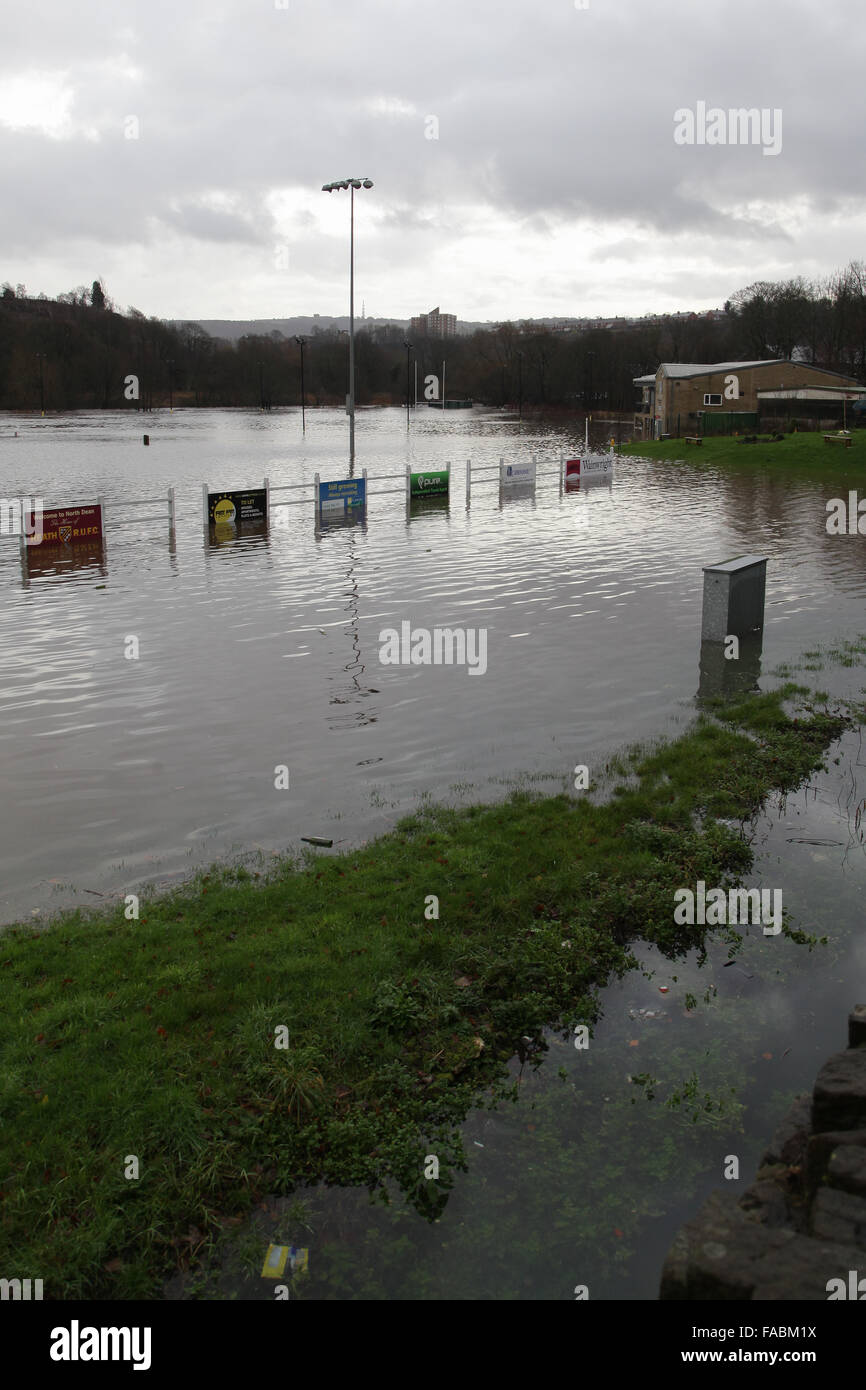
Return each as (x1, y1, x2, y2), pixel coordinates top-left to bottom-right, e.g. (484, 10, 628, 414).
(698, 631, 765, 700)
(21, 540, 108, 585)
(0, 406, 865, 929)
(4, 407, 866, 1302)
(167, 733, 866, 1302)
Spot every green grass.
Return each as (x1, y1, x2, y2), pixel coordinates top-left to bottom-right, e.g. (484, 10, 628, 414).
(0, 677, 861, 1298)
(619, 428, 866, 468)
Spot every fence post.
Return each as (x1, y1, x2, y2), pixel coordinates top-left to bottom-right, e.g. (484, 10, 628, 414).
(405, 464, 411, 505)
(264, 476, 270, 522)
(466, 458, 471, 506)
(168, 487, 175, 533)
(314, 472, 320, 523)
(202, 483, 209, 529)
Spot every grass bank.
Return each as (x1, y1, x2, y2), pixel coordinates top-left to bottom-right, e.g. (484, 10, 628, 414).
(0, 671, 863, 1298)
(618, 429, 866, 468)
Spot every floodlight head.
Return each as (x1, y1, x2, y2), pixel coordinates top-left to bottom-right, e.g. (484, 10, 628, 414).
(351, 179, 362, 188)
(362, 179, 373, 188)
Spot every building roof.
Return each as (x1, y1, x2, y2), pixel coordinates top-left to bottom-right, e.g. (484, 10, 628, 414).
(658, 360, 781, 379)
(757, 387, 866, 400)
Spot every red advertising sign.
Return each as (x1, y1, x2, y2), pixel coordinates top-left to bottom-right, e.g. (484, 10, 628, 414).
(26, 504, 103, 547)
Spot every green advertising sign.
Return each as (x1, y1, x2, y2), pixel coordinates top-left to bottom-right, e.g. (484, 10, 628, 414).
(410, 469, 449, 497)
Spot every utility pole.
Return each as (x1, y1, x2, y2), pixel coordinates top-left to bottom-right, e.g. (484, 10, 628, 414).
(404, 339, 413, 428)
(295, 336, 306, 432)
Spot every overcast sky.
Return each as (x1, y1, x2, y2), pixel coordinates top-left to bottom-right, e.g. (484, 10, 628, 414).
(1, 0, 864, 323)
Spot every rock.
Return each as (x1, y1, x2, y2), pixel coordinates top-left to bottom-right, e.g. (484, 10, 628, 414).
(812, 1048, 866, 1132)
(826, 1143, 866, 1197)
(849, 1004, 866, 1049)
(740, 1172, 797, 1228)
(659, 1191, 796, 1300)
(661, 1010, 866, 1300)
(811, 1187, 866, 1246)
(750, 1235, 862, 1300)
(806, 1129, 866, 1194)
(760, 1093, 811, 1167)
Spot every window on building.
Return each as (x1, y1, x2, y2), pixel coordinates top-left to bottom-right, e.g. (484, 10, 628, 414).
(703, 393, 722, 406)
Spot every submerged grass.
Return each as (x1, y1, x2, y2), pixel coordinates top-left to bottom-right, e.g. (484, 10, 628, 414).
(0, 675, 860, 1298)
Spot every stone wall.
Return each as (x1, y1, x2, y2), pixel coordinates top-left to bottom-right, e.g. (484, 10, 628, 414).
(660, 1005, 866, 1300)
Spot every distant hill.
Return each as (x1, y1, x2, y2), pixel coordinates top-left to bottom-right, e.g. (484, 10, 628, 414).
(174, 316, 410, 341)
(173, 312, 725, 342)
(172, 315, 582, 341)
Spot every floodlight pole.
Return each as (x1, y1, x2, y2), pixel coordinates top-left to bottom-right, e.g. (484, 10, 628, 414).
(349, 182, 355, 463)
(322, 177, 373, 468)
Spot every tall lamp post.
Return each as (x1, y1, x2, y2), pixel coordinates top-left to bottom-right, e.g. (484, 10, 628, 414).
(295, 336, 306, 433)
(404, 339, 413, 429)
(321, 177, 373, 465)
(517, 350, 524, 420)
(167, 358, 174, 411)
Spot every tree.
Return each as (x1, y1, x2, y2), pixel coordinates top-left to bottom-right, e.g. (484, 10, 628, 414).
(91, 280, 106, 310)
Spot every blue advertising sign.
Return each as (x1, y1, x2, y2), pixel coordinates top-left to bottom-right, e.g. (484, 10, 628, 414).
(318, 478, 366, 515)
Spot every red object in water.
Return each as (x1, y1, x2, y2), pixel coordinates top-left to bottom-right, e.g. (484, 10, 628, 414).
(565, 458, 582, 477)
(659, 986, 669, 994)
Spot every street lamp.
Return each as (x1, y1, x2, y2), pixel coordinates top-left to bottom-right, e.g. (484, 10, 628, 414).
(295, 336, 307, 433)
(403, 339, 413, 429)
(166, 358, 174, 411)
(517, 350, 524, 420)
(321, 177, 374, 465)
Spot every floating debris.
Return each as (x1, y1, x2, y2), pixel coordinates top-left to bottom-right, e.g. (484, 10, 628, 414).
(261, 1244, 309, 1278)
(301, 836, 333, 847)
(785, 837, 843, 846)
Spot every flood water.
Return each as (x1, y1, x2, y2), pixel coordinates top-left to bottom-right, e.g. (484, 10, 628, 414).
(1, 406, 863, 924)
(2, 406, 865, 1299)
